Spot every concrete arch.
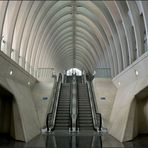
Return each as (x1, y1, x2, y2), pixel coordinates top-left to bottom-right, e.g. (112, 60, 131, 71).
(0, 1, 147, 77)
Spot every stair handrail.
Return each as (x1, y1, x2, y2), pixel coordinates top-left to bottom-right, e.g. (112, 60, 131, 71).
(46, 73, 62, 132)
(87, 81, 102, 132)
(70, 74, 78, 132)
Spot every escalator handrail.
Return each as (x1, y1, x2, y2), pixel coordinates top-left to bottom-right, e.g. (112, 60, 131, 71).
(46, 74, 62, 131)
(87, 82, 97, 130)
(89, 81, 102, 131)
(87, 81, 102, 132)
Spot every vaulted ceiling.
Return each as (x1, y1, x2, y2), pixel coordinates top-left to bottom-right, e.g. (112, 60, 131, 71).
(0, 1, 147, 78)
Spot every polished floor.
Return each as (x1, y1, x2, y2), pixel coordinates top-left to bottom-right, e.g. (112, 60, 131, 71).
(0, 131, 148, 148)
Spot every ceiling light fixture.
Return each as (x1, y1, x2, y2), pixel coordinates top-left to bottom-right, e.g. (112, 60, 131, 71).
(9, 70, 13, 75)
(135, 70, 139, 76)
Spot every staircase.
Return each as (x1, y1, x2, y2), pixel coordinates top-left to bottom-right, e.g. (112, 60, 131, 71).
(54, 83, 71, 130)
(78, 83, 94, 130)
(76, 76, 82, 83)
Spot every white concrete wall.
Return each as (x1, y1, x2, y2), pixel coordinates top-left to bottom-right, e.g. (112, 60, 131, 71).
(0, 51, 56, 142)
(0, 51, 40, 142)
(110, 52, 148, 142)
(93, 78, 117, 128)
(32, 79, 55, 129)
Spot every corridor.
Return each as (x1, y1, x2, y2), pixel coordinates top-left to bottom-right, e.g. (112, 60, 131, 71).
(0, 0, 148, 147)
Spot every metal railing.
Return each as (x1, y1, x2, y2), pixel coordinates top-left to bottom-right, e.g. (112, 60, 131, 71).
(46, 73, 62, 132)
(70, 74, 78, 132)
(87, 81, 102, 132)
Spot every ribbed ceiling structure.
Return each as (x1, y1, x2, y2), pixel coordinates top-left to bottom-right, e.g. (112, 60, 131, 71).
(0, 1, 148, 78)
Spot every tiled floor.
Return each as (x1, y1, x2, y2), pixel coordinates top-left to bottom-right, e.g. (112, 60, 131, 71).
(0, 131, 148, 148)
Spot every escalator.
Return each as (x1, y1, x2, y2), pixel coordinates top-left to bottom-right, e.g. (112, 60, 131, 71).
(54, 83, 71, 130)
(47, 74, 101, 132)
(77, 83, 94, 130)
(76, 76, 82, 83)
(66, 76, 73, 83)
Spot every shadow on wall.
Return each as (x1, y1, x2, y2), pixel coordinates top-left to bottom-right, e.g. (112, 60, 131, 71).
(0, 84, 24, 142)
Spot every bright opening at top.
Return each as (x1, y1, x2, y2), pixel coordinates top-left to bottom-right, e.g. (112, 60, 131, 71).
(66, 68, 82, 76)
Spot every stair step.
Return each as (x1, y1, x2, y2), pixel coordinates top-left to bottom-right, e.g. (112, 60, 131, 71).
(79, 115, 92, 117)
(57, 113, 70, 115)
(58, 104, 70, 106)
(78, 110, 91, 112)
(79, 113, 92, 116)
(79, 117, 92, 119)
(55, 121, 69, 124)
(59, 101, 69, 103)
(59, 100, 70, 102)
(79, 110, 91, 112)
(79, 120, 93, 123)
(79, 124, 93, 127)
(56, 116, 70, 119)
(57, 108, 69, 110)
(55, 123, 69, 127)
(56, 113, 69, 116)
(57, 107, 69, 109)
(78, 104, 90, 106)
(78, 101, 89, 102)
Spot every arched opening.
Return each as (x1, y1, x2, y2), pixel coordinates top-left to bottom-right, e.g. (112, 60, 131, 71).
(66, 68, 82, 76)
(0, 85, 14, 143)
(136, 87, 148, 135)
(125, 87, 148, 141)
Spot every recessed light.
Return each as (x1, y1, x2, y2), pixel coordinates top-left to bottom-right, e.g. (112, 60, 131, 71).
(10, 70, 13, 75)
(135, 70, 139, 76)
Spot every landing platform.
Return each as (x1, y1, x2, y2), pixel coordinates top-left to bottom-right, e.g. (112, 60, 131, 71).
(0, 132, 148, 148)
